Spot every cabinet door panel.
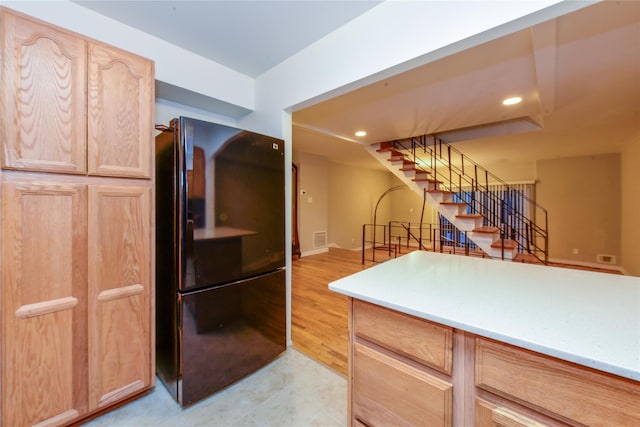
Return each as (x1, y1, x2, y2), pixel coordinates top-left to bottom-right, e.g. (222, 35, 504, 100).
(1, 10, 87, 173)
(88, 43, 153, 178)
(353, 342, 452, 427)
(88, 185, 151, 409)
(1, 182, 88, 427)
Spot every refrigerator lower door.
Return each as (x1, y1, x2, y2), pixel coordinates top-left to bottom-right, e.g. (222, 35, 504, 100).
(178, 268, 286, 406)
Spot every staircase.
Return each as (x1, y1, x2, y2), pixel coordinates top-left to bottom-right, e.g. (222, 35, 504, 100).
(368, 136, 548, 263)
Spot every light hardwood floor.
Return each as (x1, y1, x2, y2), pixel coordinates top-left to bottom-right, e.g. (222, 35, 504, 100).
(291, 248, 371, 376)
(291, 247, 621, 377)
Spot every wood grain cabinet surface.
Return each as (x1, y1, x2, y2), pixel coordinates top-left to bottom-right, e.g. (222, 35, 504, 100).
(351, 300, 454, 427)
(348, 298, 640, 427)
(0, 7, 154, 427)
(1, 8, 153, 178)
(1, 10, 87, 174)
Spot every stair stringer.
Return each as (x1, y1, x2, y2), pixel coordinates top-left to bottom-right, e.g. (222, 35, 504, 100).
(366, 144, 517, 260)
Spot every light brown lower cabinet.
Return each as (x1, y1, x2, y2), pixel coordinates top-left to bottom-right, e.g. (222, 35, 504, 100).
(1, 178, 152, 427)
(349, 299, 640, 427)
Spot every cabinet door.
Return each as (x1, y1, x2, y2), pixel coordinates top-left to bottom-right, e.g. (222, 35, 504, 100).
(87, 185, 151, 409)
(1, 9, 87, 173)
(88, 42, 153, 178)
(1, 181, 88, 427)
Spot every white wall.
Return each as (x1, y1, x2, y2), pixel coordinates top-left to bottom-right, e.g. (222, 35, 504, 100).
(537, 153, 621, 265)
(293, 152, 329, 255)
(327, 163, 395, 250)
(155, 99, 238, 131)
(621, 132, 640, 276)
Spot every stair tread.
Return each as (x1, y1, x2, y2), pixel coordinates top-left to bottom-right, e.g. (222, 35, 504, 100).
(456, 214, 482, 219)
(413, 177, 441, 183)
(440, 202, 467, 206)
(378, 141, 396, 150)
(513, 253, 544, 264)
(376, 147, 399, 153)
(491, 239, 518, 249)
(388, 155, 406, 162)
(426, 190, 455, 194)
(474, 226, 500, 233)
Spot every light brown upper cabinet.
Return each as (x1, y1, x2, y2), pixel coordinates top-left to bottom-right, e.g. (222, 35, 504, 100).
(1, 8, 153, 178)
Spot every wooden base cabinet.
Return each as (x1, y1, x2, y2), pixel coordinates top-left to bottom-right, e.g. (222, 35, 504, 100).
(348, 299, 640, 427)
(350, 300, 454, 427)
(0, 7, 154, 427)
(1, 180, 151, 426)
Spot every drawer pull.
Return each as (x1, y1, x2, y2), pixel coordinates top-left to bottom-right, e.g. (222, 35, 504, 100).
(97, 284, 144, 302)
(15, 296, 78, 318)
(492, 407, 548, 427)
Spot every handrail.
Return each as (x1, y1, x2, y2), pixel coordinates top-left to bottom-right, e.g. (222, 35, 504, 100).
(361, 221, 488, 264)
(388, 135, 548, 264)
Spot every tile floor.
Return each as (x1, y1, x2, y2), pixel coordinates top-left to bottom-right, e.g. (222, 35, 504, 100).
(82, 348, 347, 427)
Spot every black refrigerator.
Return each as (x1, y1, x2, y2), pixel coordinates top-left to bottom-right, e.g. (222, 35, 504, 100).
(155, 116, 286, 406)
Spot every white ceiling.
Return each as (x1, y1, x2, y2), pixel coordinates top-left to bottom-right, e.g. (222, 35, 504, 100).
(73, 1, 639, 172)
(73, 0, 382, 78)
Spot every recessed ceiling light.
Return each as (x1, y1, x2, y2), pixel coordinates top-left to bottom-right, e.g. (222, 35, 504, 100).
(355, 130, 367, 137)
(502, 96, 522, 106)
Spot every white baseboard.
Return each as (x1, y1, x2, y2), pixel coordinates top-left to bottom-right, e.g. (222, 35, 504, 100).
(548, 257, 624, 273)
(300, 247, 329, 257)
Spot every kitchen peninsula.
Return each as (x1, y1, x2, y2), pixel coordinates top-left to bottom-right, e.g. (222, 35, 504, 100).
(329, 251, 640, 427)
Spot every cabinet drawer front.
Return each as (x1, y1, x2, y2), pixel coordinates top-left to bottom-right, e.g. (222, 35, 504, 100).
(353, 300, 453, 374)
(476, 339, 640, 426)
(353, 343, 452, 427)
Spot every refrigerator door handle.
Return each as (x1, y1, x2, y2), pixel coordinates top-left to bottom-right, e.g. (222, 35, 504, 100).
(186, 219, 194, 253)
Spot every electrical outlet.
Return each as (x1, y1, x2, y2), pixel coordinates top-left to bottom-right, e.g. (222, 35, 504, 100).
(572, 248, 579, 255)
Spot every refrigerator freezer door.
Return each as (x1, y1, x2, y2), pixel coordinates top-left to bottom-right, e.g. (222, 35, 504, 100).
(178, 268, 286, 406)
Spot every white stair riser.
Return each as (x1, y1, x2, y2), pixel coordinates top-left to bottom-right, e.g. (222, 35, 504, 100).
(440, 204, 467, 216)
(467, 232, 498, 245)
(488, 246, 516, 260)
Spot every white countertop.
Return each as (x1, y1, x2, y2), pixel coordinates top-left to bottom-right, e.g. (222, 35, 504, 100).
(329, 251, 640, 381)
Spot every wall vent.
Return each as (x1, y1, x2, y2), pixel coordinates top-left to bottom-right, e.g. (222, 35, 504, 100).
(596, 254, 616, 265)
(313, 231, 327, 249)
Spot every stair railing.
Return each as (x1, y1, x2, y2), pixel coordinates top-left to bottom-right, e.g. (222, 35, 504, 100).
(390, 135, 548, 264)
(362, 221, 482, 264)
